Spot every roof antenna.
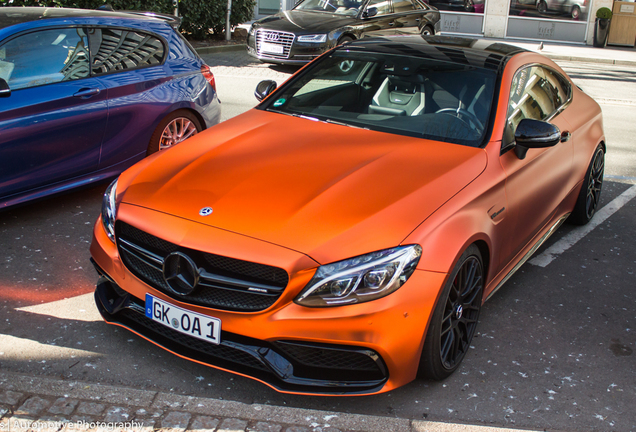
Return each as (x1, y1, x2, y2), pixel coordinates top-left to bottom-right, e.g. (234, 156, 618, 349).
(538, 41, 544, 51)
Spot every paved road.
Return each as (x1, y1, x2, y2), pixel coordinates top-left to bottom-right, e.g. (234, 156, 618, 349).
(1, 52, 634, 432)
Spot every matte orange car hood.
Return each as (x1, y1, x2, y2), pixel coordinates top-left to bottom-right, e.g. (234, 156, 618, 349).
(121, 110, 487, 264)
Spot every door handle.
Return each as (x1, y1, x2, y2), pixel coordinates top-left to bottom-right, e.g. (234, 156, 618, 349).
(73, 88, 100, 98)
(561, 131, 571, 142)
(416, 18, 421, 22)
(389, 21, 395, 26)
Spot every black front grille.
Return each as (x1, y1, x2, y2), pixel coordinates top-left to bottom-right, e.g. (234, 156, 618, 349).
(116, 222, 289, 312)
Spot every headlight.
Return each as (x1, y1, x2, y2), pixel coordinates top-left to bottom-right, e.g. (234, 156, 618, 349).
(295, 245, 421, 307)
(101, 178, 118, 242)
(297, 34, 327, 43)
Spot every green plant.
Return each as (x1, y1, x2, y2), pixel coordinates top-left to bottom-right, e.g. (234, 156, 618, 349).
(0, 0, 255, 39)
(596, 7, 612, 20)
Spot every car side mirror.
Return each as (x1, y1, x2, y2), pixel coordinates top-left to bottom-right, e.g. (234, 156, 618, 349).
(0, 78, 10, 98)
(514, 118, 561, 160)
(255, 80, 277, 102)
(363, 7, 378, 18)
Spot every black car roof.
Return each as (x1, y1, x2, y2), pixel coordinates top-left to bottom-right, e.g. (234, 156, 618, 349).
(342, 36, 529, 71)
(0, 7, 179, 30)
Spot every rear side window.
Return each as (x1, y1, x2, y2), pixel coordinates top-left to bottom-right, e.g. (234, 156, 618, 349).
(393, 0, 416, 12)
(89, 28, 165, 75)
(0, 28, 89, 90)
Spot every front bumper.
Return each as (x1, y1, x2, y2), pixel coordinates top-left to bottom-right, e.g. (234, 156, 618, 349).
(246, 32, 331, 65)
(90, 207, 445, 395)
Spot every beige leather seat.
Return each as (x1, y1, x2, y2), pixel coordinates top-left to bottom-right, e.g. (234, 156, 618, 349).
(369, 76, 425, 116)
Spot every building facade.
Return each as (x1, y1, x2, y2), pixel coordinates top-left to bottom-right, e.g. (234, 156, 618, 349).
(252, 0, 624, 46)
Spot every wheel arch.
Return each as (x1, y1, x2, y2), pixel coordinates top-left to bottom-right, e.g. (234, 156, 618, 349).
(404, 213, 495, 293)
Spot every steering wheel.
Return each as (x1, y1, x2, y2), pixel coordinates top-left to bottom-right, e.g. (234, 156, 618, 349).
(435, 108, 483, 131)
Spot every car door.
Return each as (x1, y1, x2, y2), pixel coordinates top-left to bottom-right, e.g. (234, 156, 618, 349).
(0, 27, 107, 200)
(499, 65, 575, 261)
(87, 26, 172, 168)
(392, 0, 424, 35)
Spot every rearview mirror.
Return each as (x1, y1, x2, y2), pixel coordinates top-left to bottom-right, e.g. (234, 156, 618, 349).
(514, 118, 561, 159)
(0, 78, 10, 98)
(255, 80, 277, 102)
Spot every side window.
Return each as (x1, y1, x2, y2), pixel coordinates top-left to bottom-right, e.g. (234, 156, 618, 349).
(367, 0, 392, 15)
(393, 0, 416, 12)
(543, 68, 572, 110)
(504, 65, 562, 147)
(89, 28, 165, 75)
(0, 28, 89, 91)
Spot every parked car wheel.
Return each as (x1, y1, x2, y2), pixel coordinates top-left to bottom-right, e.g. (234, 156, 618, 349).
(537, 0, 548, 14)
(418, 245, 483, 380)
(147, 110, 202, 155)
(338, 35, 354, 45)
(464, 0, 475, 12)
(571, 5, 581, 19)
(568, 145, 605, 225)
(421, 25, 435, 36)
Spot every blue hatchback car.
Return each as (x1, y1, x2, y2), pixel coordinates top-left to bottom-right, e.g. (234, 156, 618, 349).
(0, 7, 221, 209)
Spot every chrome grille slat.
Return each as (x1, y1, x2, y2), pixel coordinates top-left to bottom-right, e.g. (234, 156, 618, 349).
(256, 30, 295, 59)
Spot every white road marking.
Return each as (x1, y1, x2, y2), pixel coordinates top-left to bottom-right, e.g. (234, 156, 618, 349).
(529, 184, 636, 267)
(0, 334, 101, 361)
(15, 293, 101, 322)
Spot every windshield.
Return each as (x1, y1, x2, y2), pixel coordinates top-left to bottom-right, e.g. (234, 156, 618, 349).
(261, 51, 498, 147)
(294, 0, 363, 15)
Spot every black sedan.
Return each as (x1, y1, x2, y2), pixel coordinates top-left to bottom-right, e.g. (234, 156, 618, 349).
(247, 0, 441, 65)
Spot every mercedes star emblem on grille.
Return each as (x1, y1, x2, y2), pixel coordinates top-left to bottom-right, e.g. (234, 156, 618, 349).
(199, 207, 213, 216)
(163, 252, 200, 295)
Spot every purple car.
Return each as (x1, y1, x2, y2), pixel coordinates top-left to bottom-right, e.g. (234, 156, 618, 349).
(0, 7, 221, 209)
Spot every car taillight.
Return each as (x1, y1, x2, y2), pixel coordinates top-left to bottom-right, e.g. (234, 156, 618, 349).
(201, 64, 216, 92)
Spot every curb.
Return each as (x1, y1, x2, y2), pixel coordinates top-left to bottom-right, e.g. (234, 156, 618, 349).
(543, 54, 636, 66)
(0, 371, 542, 432)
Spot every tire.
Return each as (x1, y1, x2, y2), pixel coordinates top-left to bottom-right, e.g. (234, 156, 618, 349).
(537, 0, 547, 14)
(421, 25, 435, 36)
(568, 145, 604, 225)
(464, 0, 475, 12)
(337, 36, 354, 46)
(571, 5, 581, 19)
(146, 109, 202, 156)
(418, 245, 483, 380)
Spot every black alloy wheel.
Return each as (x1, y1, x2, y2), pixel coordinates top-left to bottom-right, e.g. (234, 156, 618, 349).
(419, 245, 483, 380)
(568, 145, 605, 225)
(421, 25, 435, 36)
(537, 0, 548, 14)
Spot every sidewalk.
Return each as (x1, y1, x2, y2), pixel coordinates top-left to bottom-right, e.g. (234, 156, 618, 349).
(196, 38, 636, 66)
(0, 371, 540, 432)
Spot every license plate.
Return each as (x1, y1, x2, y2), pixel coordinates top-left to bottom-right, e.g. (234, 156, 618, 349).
(261, 42, 284, 54)
(145, 294, 221, 345)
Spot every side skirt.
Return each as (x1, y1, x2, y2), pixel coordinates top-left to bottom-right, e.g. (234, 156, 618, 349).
(485, 212, 570, 302)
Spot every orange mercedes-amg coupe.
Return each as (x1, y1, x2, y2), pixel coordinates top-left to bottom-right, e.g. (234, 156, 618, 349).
(90, 36, 605, 395)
